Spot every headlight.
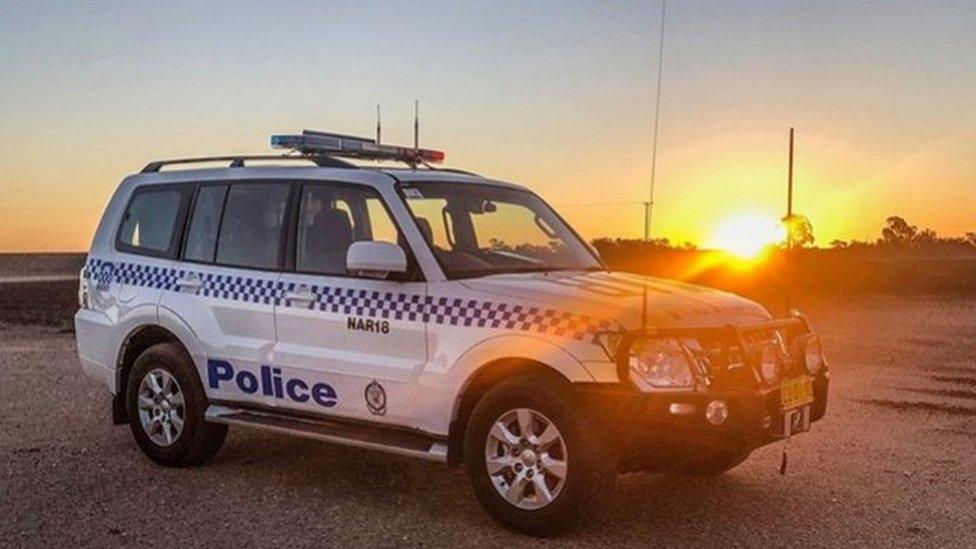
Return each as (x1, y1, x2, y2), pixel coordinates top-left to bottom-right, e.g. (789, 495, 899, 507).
(799, 335, 825, 375)
(759, 342, 782, 384)
(628, 338, 696, 390)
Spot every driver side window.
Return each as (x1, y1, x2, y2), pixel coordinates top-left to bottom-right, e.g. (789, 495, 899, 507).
(296, 184, 403, 276)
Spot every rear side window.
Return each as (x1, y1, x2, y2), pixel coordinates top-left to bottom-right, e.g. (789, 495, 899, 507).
(215, 183, 291, 270)
(117, 186, 190, 257)
(183, 185, 228, 263)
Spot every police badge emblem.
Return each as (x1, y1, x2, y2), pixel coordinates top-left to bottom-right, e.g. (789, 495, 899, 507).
(364, 380, 387, 416)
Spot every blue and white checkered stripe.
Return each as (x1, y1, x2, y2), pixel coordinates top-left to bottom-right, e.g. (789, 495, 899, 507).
(197, 272, 281, 305)
(87, 259, 611, 340)
(287, 284, 429, 321)
(86, 258, 180, 290)
(86, 258, 283, 304)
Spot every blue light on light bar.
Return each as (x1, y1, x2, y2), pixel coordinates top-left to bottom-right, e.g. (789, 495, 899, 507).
(270, 134, 344, 152)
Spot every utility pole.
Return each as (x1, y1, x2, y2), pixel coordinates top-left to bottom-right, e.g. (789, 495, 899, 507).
(643, 202, 651, 240)
(645, 0, 667, 241)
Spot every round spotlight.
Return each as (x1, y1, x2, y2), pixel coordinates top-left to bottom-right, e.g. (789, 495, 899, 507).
(759, 342, 781, 384)
(803, 335, 825, 375)
(705, 400, 729, 425)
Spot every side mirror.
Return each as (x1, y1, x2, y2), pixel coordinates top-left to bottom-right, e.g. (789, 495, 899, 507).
(346, 241, 408, 279)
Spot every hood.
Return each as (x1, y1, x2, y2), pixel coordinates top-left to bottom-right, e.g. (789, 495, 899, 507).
(459, 270, 771, 331)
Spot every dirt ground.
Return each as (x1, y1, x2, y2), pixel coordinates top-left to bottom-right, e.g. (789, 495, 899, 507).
(1, 295, 974, 547)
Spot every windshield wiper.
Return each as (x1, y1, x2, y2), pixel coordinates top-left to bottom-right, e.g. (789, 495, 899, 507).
(452, 265, 604, 279)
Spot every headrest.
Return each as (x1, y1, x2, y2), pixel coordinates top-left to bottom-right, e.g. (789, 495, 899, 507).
(415, 217, 433, 242)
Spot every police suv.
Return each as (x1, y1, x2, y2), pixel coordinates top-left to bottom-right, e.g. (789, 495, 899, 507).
(75, 130, 829, 535)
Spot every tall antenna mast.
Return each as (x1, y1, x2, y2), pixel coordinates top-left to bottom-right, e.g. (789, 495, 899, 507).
(782, 127, 796, 316)
(645, 0, 667, 241)
(376, 104, 382, 145)
(642, 0, 667, 335)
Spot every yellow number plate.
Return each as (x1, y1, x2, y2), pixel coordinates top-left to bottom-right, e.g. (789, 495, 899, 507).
(780, 376, 814, 410)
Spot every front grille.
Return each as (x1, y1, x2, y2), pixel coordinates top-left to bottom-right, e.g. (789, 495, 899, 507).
(689, 324, 806, 387)
(614, 316, 811, 392)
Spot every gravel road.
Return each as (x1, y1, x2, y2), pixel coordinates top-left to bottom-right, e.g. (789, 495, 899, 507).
(2, 296, 975, 547)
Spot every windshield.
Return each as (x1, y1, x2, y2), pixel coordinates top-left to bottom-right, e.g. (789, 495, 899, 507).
(402, 182, 602, 278)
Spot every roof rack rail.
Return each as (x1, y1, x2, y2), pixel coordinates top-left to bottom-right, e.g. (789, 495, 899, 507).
(426, 167, 480, 176)
(140, 130, 455, 174)
(140, 154, 356, 173)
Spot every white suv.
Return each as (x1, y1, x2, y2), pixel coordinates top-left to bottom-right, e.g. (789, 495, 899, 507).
(75, 130, 829, 535)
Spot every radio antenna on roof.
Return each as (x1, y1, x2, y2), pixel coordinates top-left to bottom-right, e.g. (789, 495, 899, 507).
(376, 104, 382, 146)
(413, 99, 420, 165)
(641, 0, 668, 336)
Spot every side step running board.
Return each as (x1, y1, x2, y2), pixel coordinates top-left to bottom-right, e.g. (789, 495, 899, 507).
(205, 405, 448, 463)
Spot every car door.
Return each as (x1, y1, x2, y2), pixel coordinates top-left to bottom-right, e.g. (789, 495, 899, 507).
(158, 181, 292, 408)
(273, 181, 428, 426)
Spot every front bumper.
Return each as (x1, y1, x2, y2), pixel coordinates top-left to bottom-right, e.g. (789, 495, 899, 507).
(584, 315, 830, 472)
(577, 372, 829, 472)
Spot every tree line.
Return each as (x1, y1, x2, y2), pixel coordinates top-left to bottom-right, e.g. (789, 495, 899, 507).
(591, 216, 976, 255)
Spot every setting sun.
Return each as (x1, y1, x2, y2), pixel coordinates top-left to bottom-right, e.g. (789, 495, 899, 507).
(707, 214, 785, 258)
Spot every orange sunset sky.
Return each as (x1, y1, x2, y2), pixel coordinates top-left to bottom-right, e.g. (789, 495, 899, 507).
(1, 1, 973, 253)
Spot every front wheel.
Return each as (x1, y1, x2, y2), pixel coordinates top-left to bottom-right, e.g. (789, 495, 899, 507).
(464, 375, 614, 537)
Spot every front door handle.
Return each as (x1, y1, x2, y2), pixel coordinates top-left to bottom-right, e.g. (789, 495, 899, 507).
(283, 284, 314, 304)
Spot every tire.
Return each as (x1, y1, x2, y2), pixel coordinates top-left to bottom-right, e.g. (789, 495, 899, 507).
(126, 343, 227, 467)
(670, 447, 752, 477)
(463, 374, 614, 537)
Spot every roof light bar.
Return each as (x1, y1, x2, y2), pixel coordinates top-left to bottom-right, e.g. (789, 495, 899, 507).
(271, 129, 444, 164)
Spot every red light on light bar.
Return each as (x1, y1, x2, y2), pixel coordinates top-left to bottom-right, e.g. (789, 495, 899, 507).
(395, 147, 445, 164)
(420, 149, 445, 163)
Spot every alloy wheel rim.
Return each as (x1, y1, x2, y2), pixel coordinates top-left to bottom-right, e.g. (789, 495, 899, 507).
(137, 368, 185, 447)
(485, 408, 568, 510)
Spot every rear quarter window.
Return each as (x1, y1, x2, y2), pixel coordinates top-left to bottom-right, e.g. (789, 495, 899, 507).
(116, 185, 192, 257)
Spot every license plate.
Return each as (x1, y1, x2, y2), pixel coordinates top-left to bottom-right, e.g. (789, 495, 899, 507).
(780, 376, 814, 410)
(782, 406, 811, 436)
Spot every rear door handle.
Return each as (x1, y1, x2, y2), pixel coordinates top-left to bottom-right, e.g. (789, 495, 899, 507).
(177, 274, 202, 293)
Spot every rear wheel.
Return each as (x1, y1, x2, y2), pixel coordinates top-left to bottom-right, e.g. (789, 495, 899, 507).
(464, 374, 614, 537)
(126, 343, 227, 467)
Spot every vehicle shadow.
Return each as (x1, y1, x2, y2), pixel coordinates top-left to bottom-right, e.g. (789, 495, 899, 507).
(207, 428, 809, 542)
